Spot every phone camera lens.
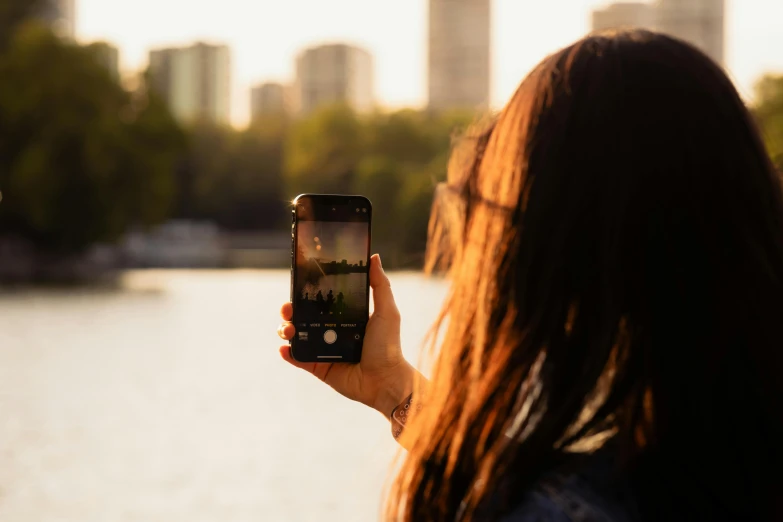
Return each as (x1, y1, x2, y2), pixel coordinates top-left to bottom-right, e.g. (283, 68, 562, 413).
(356, 208, 360, 212)
(362, 208, 367, 213)
(332, 207, 336, 211)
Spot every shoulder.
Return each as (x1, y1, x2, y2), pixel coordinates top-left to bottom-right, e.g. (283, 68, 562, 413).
(499, 480, 631, 522)
(498, 488, 578, 522)
(499, 451, 639, 522)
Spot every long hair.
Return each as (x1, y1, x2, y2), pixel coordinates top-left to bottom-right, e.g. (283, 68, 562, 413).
(386, 31, 783, 522)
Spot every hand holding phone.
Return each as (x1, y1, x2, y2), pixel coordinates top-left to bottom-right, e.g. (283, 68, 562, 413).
(279, 195, 420, 416)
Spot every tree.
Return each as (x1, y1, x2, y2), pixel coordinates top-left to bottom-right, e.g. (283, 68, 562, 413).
(175, 121, 235, 222)
(395, 153, 450, 266)
(0, 23, 185, 253)
(353, 156, 405, 262)
(0, 0, 46, 50)
(365, 110, 438, 164)
(754, 74, 783, 166)
(234, 115, 289, 229)
(357, 110, 473, 267)
(280, 104, 478, 267)
(284, 105, 364, 197)
(174, 116, 288, 230)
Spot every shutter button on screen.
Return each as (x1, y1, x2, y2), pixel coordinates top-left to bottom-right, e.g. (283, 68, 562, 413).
(324, 330, 337, 344)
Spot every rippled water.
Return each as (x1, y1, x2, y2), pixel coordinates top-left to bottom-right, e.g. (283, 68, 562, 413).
(0, 270, 447, 522)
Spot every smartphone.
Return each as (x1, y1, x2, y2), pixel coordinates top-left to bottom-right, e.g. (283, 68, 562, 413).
(290, 194, 372, 363)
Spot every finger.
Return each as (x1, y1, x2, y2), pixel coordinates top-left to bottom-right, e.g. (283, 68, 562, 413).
(280, 302, 293, 321)
(370, 254, 400, 320)
(277, 322, 296, 341)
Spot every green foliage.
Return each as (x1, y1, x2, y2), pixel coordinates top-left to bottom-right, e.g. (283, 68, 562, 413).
(284, 104, 364, 196)
(0, 22, 184, 253)
(754, 74, 783, 165)
(0, 0, 46, 50)
(170, 104, 472, 267)
(365, 110, 437, 163)
(395, 153, 451, 265)
(283, 106, 475, 268)
(175, 115, 289, 230)
(353, 156, 405, 262)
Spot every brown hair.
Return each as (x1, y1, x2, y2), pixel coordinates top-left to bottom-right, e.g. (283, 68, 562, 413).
(386, 30, 783, 521)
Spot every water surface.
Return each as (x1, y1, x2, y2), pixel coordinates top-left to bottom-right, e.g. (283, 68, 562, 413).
(0, 270, 447, 522)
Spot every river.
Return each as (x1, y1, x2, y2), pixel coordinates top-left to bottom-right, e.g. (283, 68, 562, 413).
(0, 270, 447, 522)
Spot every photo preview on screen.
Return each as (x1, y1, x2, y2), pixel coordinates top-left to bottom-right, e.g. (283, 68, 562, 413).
(292, 207, 371, 360)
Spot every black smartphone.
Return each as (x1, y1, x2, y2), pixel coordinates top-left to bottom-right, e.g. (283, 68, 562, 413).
(290, 194, 372, 363)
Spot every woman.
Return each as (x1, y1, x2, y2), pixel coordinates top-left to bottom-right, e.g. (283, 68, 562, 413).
(277, 30, 783, 521)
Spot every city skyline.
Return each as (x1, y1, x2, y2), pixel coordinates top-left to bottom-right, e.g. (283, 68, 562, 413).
(428, 0, 491, 110)
(250, 82, 290, 120)
(593, 0, 725, 66)
(76, 0, 783, 126)
(294, 43, 374, 115)
(39, 0, 77, 39)
(148, 43, 232, 125)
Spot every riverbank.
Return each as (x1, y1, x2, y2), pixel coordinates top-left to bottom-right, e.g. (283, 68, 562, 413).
(0, 224, 292, 285)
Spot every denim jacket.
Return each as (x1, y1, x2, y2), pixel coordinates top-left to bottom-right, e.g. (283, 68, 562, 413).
(500, 449, 639, 522)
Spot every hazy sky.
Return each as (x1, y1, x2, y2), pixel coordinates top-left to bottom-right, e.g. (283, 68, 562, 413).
(76, 0, 783, 127)
(298, 222, 368, 264)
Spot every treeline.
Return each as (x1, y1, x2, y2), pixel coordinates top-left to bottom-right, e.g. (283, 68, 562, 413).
(176, 106, 475, 267)
(755, 74, 783, 165)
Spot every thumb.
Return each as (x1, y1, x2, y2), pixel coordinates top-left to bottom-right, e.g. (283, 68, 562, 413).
(370, 254, 399, 320)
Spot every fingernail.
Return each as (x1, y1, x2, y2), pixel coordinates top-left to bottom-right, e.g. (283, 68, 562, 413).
(376, 255, 383, 269)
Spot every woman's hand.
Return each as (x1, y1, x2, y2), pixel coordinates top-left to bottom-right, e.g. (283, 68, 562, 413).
(277, 254, 417, 417)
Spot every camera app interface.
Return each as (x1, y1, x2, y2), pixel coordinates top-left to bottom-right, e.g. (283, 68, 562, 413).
(294, 219, 370, 352)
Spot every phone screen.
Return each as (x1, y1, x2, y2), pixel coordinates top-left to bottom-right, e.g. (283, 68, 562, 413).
(291, 195, 371, 362)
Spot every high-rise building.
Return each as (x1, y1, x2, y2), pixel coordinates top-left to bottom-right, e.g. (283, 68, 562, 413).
(591, 2, 656, 32)
(591, 0, 725, 67)
(88, 42, 120, 81)
(293, 44, 374, 115)
(428, 0, 491, 111)
(148, 48, 176, 104)
(250, 82, 291, 120)
(656, 0, 725, 66)
(38, 0, 76, 39)
(148, 43, 231, 125)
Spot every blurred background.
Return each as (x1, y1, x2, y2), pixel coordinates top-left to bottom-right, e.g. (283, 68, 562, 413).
(0, 0, 781, 520)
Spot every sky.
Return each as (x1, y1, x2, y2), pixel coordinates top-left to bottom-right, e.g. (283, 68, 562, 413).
(298, 222, 368, 264)
(76, 0, 783, 127)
